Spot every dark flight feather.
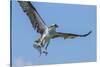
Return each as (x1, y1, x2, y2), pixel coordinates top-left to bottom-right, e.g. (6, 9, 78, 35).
(18, 1, 47, 35)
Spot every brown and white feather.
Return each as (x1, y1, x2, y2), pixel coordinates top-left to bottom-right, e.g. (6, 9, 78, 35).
(18, 1, 47, 35)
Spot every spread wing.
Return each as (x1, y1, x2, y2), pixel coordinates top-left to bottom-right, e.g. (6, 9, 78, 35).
(52, 31, 92, 39)
(18, 1, 48, 35)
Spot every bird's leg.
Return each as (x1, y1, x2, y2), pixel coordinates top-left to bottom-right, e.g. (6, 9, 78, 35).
(45, 40, 50, 50)
(34, 39, 40, 43)
(37, 46, 42, 56)
(33, 43, 42, 56)
(34, 37, 43, 48)
(40, 38, 45, 47)
(34, 34, 48, 56)
(33, 37, 46, 56)
(34, 35, 42, 43)
(39, 34, 47, 47)
(42, 40, 50, 56)
(43, 51, 48, 56)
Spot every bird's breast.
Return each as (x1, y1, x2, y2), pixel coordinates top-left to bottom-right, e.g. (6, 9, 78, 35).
(49, 28, 56, 34)
(44, 27, 56, 38)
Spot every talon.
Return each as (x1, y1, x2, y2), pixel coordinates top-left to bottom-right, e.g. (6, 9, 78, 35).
(34, 40, 39, 43)
(33, 44, 42, 56)
(43, 51, 48, 56)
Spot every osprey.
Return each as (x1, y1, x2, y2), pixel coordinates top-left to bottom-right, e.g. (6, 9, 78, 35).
(18, 1, 92, 56)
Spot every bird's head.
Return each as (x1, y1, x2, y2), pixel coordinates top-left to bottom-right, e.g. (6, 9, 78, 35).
(51, 24, 59, 28)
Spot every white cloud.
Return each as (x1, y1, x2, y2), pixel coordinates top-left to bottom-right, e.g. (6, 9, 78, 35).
(14, 57, 33, 67)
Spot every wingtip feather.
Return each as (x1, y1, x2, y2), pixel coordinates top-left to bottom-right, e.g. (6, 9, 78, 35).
(80, 31, 92, 37)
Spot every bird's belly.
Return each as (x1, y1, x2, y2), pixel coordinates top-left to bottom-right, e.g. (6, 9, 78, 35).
(42, 29, 55, 45)
(41, 34, 50, 47)
(48, 31, 56, 38)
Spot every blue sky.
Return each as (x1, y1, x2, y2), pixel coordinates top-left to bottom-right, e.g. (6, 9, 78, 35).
(12, 1, 96, 66)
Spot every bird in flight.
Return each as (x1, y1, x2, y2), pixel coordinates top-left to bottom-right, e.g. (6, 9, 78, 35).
(18, 1, 92, 56)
